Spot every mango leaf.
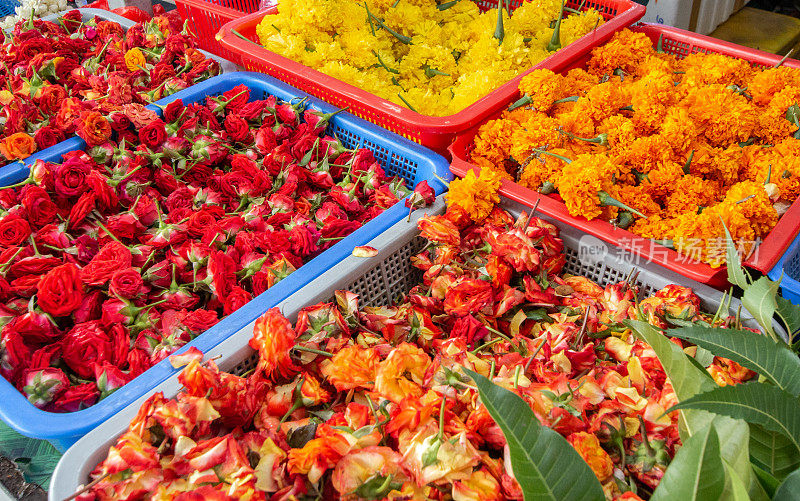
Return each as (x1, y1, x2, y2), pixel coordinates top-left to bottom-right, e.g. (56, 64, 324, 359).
(752, 464, 781, 498)
(693, 346, 716, 367)
(464, 368, 604, 501)
(750, 423, 800, 482)
(668, 382, 800, 456)
(724, 223, 751, 288)
(776, 295, 800, 341)
(773, 468, 800, 500)
(627, 320, 765, 500)
(651, 422, 725, 501)
(725, 459, 754, 501)
(741, 277, 782, 340)
(668, 326, 800, 396)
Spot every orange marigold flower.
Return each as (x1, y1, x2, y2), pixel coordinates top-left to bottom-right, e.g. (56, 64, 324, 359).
(587, 29, 655, 76)
(679, 52, 753, 89)
(446, 169, 501, 223)
(567, 431, 614, 482)
(747, 66, 800, 106)
(556, 154, 617, 220)
(517, 69, 569, 113)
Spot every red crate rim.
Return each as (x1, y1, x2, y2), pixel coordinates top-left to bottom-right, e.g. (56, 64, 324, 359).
(448, 23, 800, 287)
(217, 0, 646, 130)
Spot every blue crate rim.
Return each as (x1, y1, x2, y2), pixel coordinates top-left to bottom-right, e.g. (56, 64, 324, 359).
(0, 71, 451, 449)
(768, 230, 800, 295)
(0, 0, 18, 18)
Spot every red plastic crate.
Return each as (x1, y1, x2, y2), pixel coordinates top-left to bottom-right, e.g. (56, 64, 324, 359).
(217, 0, 646, 154)
(175, 0, 261, 64)
(450, 23, 800, 288)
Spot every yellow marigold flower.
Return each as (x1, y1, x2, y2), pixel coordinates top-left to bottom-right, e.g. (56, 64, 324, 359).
(124, 48, 146, 72)
(560, 9, 604, 47)
(446, 168, 502, 223)
(254, 0, 599, 116)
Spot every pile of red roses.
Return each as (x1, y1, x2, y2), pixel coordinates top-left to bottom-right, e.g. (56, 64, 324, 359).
(0, 9, 222, 166)
(0, 82, 412, 412)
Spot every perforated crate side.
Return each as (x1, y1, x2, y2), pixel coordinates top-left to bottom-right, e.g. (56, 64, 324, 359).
(472, 0, 623, 17)
(329, 124, 420, 185)
(788, 249, 800, 282)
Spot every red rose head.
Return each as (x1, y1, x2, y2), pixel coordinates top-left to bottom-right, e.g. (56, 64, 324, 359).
(37, 263, 83, 317)
(21, 367, 68, 408)
(80, 241, 133, 286)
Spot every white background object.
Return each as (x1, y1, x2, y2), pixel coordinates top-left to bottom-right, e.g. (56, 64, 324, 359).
(641, 0, 749, 35)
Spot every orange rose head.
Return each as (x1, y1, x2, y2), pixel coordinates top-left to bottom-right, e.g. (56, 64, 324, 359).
(417, 214, 461, 247)
(0, 132, 36, 161)
(567, 431, 614, 482)
(248, 308, 299, 381)
(124, 48, 147, 72)
(320, 344, 379, 391)
(78, 111, 112, 147)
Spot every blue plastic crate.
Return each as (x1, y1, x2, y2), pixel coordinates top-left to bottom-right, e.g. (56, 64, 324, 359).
(0, 72, 451, 451)
(768, 229, 800, 306)
(0, 0, 19, 18)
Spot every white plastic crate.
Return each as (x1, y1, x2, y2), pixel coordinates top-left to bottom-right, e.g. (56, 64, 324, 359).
(48, 195, 779, 500)
(641, 0, 747, 34)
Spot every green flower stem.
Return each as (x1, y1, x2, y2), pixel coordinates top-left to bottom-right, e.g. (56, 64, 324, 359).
(508, 94, 532, 111)
(598, 190, 648, 219)
(292, 345, 334, 357)
(682, 150, 694, 175)
(547, 0, 566, 52)
(494, 0, 505, 44)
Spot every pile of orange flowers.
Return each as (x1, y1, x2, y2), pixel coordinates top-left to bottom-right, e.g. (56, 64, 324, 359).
(469, 29, 800, 267)
(78, 187, 758, 500)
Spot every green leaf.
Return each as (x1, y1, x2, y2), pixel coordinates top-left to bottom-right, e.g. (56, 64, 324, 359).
(464, 368, 604, 501)
(651, 422, 725, 501)
(725, 459, 754, 501)
(750, 423, 800, 481)
(752, 463, 781, 498)
(724, 222, 751, 288)
(742, 277, 782, 340)
(668, 327, 800, 396)
(776, 295, 800, 340)
(773, 468, 800, 501)
(693, 346, 716, 367)
(668, 383, 800, 456)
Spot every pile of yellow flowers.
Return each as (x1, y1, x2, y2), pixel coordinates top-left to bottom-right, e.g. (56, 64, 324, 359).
(255, 0, 604, 116)
(470, 29, 800, 267)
